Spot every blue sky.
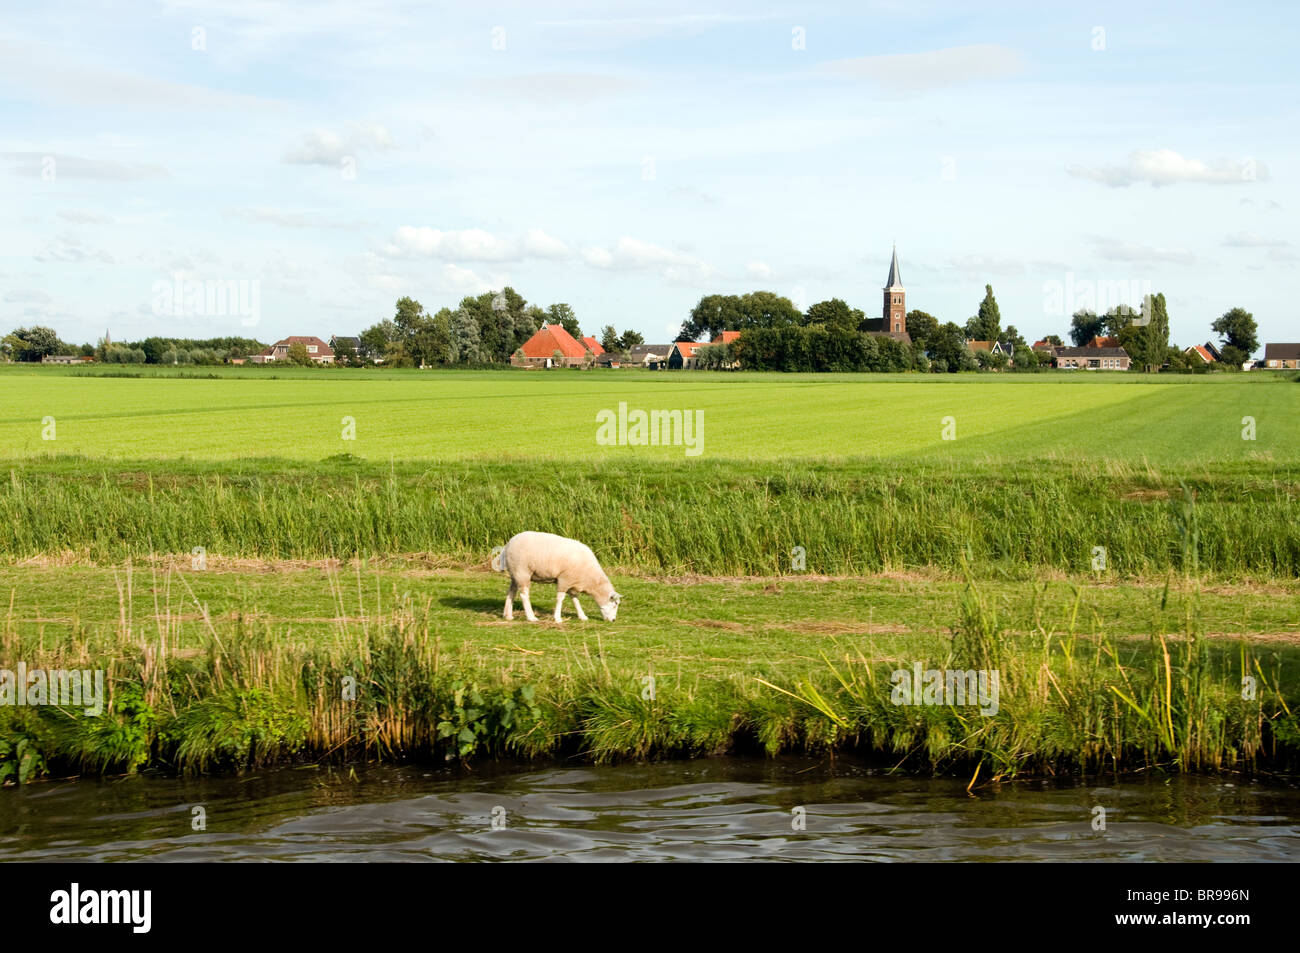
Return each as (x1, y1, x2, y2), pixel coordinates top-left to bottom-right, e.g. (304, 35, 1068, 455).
(2, 0, 1296, 351)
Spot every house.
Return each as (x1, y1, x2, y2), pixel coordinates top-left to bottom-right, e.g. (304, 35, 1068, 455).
(252, 336, 335, 364)
(582, 336, 605, 355)
(715, 330, 741, 346)
(329, 335, 361, 357)
(1184, 344, 1216, 365)
(1053, 346, 1131, 370)
(595, 351, 623, 368)
(668, 340, 705, 369)
(513, 320, 588, 367)
(1031, 339, 1060, 356)
(1085, 335, 1121, 349)
(1262, 343, 1300, 369)
(623, 344, 673, 369)
(1204, 341, 1224, 362)
(41, 354, 83, 364)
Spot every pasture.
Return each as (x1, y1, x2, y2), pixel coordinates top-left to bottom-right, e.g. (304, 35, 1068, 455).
(0, 365, 1296, 780)
(1, 364, 1295, 464)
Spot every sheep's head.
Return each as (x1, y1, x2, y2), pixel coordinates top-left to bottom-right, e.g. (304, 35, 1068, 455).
(599, 590, 621, 621)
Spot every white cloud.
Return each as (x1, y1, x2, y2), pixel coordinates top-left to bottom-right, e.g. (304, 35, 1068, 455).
(34, 235, 116, 264)
(227, 207, 366, 230)
(382, 226, 570, 262)
(1, 153, 168, 181)
(746, 261, 773, 280)
(4, 289, 53, 303)
(1068, 149, 1269, 187)
(283, 123, 395, 165)
(1222, 231, 1289, 248)
(947, 255, 1028, 277)
(1087, 237, 1197, 266)
(469, 73, 638, 103)
(58, 208, 114, 224)
(582, 236, 713, 284)
(820, 45, 1024, 92)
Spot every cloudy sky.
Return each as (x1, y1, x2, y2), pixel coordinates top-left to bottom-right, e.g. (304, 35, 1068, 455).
(2, 0, 1296, 350)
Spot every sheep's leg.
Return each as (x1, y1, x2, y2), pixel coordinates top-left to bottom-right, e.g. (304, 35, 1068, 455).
(571, 594, 588, 621)
(504, 581, 517, 620)
(521, 585, 538, 623)
(553, 590, 566, 623)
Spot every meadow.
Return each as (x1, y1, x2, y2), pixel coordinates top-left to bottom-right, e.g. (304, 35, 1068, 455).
(0, 366, 1296, 782)
(1, 364, 1295, 463)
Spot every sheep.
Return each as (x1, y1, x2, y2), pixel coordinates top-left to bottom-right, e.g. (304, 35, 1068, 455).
(492, 531, 621, 623)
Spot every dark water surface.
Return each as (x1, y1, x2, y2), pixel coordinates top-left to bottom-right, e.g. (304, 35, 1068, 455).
(2, 758, 1297, 862)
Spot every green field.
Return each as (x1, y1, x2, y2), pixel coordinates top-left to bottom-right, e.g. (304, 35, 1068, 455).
(2, 365, 1295, 463)
(1, 366, 1297, 782)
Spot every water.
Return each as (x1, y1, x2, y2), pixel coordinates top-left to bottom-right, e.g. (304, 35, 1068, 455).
(2, 758, 1297, 862)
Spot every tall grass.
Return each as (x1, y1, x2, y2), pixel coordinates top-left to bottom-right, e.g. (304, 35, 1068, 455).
(1, 459, 1297, 577)
(1, 555, 1294, 783)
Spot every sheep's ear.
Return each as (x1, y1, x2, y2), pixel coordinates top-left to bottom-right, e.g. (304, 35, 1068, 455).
(612, 592, 622, 604)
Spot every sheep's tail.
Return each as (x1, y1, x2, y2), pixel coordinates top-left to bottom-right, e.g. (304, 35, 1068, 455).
(490, 544, 506, 572)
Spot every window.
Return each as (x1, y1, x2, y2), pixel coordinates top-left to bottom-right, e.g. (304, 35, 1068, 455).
(307, 345, 318, 353)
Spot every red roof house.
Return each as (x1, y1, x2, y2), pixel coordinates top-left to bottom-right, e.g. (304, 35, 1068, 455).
(1185, 344, 1216, 364)
(251, 336, 334, 364)
(513, 321, 589, 367)
(582, 335, 605, 355)
(713, 330, 741, 345)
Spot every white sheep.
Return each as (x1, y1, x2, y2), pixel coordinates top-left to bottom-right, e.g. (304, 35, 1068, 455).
(492, 531, 621, 623)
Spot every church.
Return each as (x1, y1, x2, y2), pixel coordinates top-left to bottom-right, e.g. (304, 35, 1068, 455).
(862, 246, 912, 344)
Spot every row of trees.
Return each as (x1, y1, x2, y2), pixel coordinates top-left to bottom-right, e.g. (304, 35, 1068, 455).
(353, 292, 594, 367)
(0, 326, 268, 364)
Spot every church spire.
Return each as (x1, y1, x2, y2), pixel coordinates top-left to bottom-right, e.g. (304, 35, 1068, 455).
(884, 244, 903, 290)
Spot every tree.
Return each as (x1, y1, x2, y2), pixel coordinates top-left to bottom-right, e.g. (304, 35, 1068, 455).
(679, 291, 801, 341)
(286, 341, 314, 365)
(1069, 309, 1106, 346)
(551, 348, 565, 367)
(1212, 307, 1259, 361)
(5, 326, 61, 362)
(393, 297, 426, 339)
(546, 303, 582, 341)
(805, 298, 857, 329)
(1044, 334, 1063, 346)
(904, 310, 939, 351)
(965, 285, 1001, 342)
(332, 338, 357, 365)
(600, 325, 621, 352)
(929, 322, 976, 372)
(360, 319, 401, 362)
(450, 308, 482, 363)
(998, 325, 1027, 351)
(1119, 292, 1170, 372)
(618, 329, 645, 351)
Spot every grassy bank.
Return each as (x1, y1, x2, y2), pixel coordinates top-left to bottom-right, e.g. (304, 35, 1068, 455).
(1, 458, 1297, 578)
(1, 560, 1296, 784)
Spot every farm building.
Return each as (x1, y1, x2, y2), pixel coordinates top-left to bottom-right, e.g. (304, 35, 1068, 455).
(1185, 344, 1216, 365)
(582, 336, 605, 355)
(669, 340, 705, 369)
(1263, 343, 1300, 368)
(1053, 346, 1130, 370)
(512, 321, 589, 368)
(250, 336, 334, 364)
(622, 344, 673, 369)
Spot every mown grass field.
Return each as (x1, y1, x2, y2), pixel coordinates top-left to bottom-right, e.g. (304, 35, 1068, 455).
(0, 366, 1296, 781)
(1, 364, 1295, 463)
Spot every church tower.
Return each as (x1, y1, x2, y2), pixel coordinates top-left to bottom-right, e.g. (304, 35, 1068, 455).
(882, 245, 904, 334)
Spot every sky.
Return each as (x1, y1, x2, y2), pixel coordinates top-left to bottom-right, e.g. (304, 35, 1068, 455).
(2, 0, 1297, 352)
